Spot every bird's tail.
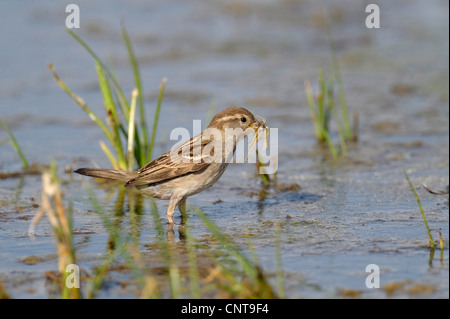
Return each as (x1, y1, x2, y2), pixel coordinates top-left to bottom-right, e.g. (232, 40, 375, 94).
(74, 168, 138, 182)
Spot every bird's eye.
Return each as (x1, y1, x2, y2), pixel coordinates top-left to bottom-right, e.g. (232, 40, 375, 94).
(240, 117, 247, 123)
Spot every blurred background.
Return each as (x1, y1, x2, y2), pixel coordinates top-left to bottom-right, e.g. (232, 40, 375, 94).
(1, 0, 448, 168)
(0, 0, 448, 298)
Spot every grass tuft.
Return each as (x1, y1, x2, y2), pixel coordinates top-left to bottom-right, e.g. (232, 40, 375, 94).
(29, 159, 80, 299)
(304, 12, 358, 158)
(50, 27, 166, 171)
(193, 208, 277, 298)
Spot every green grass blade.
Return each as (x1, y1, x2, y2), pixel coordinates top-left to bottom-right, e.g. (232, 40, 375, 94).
(318, 70, 326, 131)
(95, 61, 127, 170)
(148, 78, 167, 161)
(121, 25, 147, 161)
(326, 75, 347, 157)
(322, 129, 339, 159)
(48, 64, 113, 143)
(305, 73, 342, 158)
(245, 231, 259, 266)
(0, 118, 29, 169)
(193, 208, 257, 280)
(95, 61, 116, 118)
(67, 30, 130, 113)
(105, 55, 130, 124)
(99, 141, 119, 170)
(116, 120, 143, 169)
(127, 89, 138, 171)
(325, 16, 352, 140)
(404, 170, 435, 249)
(87, 247, 122, 299)
(304, 80, 322, 141)
(256, 149, 271, 184)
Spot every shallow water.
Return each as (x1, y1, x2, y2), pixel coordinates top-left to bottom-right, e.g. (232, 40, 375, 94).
(0, 0, 448, 298)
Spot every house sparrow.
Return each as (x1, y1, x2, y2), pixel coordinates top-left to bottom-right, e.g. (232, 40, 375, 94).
(75, 107, 266, 224)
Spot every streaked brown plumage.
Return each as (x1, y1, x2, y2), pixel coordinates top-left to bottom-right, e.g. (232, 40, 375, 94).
(75, 107, 264, 224)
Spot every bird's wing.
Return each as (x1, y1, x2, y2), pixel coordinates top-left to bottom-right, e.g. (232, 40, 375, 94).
(125, 134, 214, 187)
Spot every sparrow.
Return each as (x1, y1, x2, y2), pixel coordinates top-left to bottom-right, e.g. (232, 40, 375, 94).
(75, 107, 266, 224)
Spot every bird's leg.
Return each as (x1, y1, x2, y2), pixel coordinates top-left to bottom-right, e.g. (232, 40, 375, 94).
(177, 197, 187, 225)
(166, 198, 178, 224)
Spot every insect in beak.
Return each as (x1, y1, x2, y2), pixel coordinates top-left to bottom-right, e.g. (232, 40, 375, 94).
(250, 116, 267, 131)
(245, 116, 269, 162)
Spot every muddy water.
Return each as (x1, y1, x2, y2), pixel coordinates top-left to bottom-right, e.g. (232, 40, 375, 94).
(0, 0, 448, 298)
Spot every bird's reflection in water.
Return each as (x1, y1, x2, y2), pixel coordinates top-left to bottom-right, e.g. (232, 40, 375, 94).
(166, 213, 187, 243)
